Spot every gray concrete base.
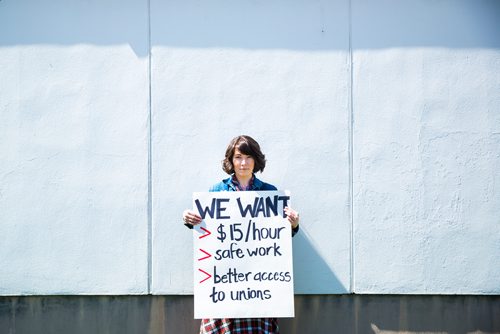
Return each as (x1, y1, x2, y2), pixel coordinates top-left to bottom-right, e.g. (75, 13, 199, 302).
(1, 295, 499, 334)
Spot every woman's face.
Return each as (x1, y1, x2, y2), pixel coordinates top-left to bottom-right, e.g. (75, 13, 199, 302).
(232, 148, 255, 180)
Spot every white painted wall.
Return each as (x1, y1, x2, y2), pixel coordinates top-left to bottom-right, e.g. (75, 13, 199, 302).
(0, 0, 150, 294)
(150, 0, 351, 295)
(1, 0, 499, 295)
(352, 0, 500, 294)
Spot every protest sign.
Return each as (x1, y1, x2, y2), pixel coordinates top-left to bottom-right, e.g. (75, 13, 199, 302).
(193, 190, 294, 319)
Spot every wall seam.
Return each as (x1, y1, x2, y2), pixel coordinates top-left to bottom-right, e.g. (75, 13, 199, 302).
(147, 0, 153, 295)
(348, 0, 355, 294)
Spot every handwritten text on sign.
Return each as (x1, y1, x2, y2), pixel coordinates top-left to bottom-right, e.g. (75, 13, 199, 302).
(193, 191, 294, 319)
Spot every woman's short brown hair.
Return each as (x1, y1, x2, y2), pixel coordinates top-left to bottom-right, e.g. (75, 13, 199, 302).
(222, 135, 266, 174)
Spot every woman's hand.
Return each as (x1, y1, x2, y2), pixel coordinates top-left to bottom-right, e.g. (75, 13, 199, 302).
(284, 207, 300, 229)
(183, 209, 202, 226)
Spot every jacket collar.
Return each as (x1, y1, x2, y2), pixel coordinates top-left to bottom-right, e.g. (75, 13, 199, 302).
(224, 174, 263, 191)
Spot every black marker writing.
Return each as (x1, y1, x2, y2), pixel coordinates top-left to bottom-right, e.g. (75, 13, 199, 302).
(236, 195, 290, 218)
(195, 198, 231, 219)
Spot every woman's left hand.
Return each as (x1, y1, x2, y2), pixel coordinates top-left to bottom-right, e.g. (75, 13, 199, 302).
(284, 206, 300, 229)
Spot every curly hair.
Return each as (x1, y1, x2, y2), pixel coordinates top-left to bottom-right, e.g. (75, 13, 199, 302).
(222, 135, 266, 174)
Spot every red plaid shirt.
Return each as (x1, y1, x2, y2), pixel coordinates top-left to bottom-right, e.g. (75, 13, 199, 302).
(200, 318, 279, 334)
(230, 175, 255, 191)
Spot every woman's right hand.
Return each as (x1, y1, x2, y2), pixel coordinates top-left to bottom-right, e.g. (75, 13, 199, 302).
(183, 209, 202, 226)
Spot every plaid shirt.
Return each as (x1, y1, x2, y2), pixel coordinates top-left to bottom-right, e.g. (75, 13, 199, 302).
(230, 175, 255, 191)
(200, 318, 279, 334)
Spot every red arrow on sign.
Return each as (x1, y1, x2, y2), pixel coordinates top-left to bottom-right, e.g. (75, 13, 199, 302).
(198, 268, 212, 284)
(199, 227, 211, 239)
(198, 249, 212, 261)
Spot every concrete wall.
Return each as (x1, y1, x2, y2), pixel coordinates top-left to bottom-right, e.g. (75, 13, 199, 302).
(1, 295, 499, 334)
(1, 0, 499, 296)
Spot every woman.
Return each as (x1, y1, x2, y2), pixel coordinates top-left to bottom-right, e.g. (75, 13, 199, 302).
(183, 135, 300, 334)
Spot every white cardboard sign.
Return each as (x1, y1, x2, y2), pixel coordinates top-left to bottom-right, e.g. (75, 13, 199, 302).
(193, 190, 295, 319)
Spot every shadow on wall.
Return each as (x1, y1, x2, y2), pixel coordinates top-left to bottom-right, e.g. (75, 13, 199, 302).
(292, 231, 348, 294)
(1, 0, 499, 54)
(0, 0, 151, 56)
